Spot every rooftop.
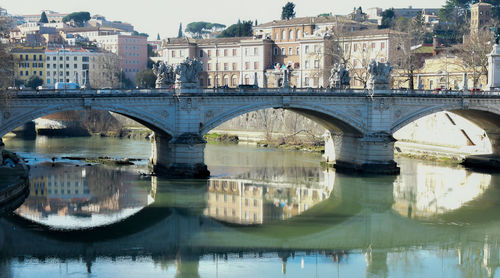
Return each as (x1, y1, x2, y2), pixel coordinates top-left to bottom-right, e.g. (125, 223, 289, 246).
(256, 15, 374, 28)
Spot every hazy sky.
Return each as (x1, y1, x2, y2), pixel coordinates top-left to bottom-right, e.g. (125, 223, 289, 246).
(2, 0, 447, 39)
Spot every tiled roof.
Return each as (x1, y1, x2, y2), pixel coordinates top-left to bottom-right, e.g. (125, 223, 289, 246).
(255, 16, 374, 28)
(11, 47, 46, 53)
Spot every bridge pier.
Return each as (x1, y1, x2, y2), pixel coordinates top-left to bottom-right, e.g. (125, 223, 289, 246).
(333, 133, 399, 175)
(150, 132, 210, 178)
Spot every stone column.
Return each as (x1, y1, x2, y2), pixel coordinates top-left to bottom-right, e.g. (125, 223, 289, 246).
(150, 132, 210, 178)
(333, 132, 399, 174)
(487, 44, 500, 91)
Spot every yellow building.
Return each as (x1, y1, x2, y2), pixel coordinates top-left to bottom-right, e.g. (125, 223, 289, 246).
(11, 46, 46, 86)
(470, 0, 493, 33)
(393, 55, 487, 90)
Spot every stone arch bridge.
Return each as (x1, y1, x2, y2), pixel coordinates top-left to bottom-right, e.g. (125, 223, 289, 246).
(3, 88, 500, 177)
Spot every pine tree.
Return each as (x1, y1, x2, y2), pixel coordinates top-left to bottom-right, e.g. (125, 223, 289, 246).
(281, 2, 296, 20)
(156, 33, 160, 40)
(40, 11, 49, 23)
(177, 23, 183, 38)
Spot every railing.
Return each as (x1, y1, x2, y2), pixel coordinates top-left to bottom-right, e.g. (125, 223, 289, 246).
(9, 87, 500, 98)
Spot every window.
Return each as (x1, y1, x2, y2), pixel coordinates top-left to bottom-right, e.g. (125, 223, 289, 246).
(34, 55, 37, 61)
(224, 63, 228, 71)
(223, 75, 228, 86)
(66, 71, 69, 76)
(74, 64, 77, 69)
(245, 62, 250, 70)
(233, 49, 237, 56)
(208, 76, 212, 86)
(82, 57, 89, 62)
(172, 50, 176, 57)
(39, 71, 42, 76)
(224, 49, 228, 56)
(19, 55, 23, 60)
(33, 63, 37, 68)
(25, 71, 28, 76)
(59, 57, 63, 61)
(244, 48, 248, 56)
(274, 47, 278, 55)
(288, 47, 292, 55)
(282, 30, 287, 40)
(354, 44, 358, 52)
(305, 60, 309, 69)
(381, 42, 385, 49)
(66, 64, 69, 68)
(253, 47, 258, 55)
(232, 63, 237, 70)
(254, 62, 258, 69)
(66, 56, 69, 61)
(304, 77, 309, 86)
(74, 56, 77, 61)
(208, 50, 212, 57)
(82, 64, 89, 70)
(297, 30, 301, 38)
(47, 71, 50, 76)
(305, 46, 309, 53)
(296, 47, 300, 55)
(19, 71, 23, 76)
(289, 30, 294, 40)
(371, 42, 376, 49)
(216, 49, 220, 57)
(314, 60, 319, 69)
(208, 63, 212, 71)
(199, 50, 203, 57)
(281, 48, 285, 55)
(231, 75, 237, 87)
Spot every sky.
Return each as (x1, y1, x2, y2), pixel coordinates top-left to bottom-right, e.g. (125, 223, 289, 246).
(2, 0, 448, 39)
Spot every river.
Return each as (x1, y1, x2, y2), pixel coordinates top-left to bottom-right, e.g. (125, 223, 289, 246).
(1, 136, 499, 278)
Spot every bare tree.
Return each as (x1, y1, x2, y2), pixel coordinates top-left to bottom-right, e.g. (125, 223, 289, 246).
(0, 12, 13, 90)
(454, 30, 493, 89)
(90, 52, 121, 88)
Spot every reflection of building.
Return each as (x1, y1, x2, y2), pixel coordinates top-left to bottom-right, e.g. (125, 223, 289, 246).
(17, 165, 150, 227)
(204, 176, 333, 224)
(393, 161, 491, 219)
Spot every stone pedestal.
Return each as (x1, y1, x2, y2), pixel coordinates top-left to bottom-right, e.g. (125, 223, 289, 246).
(333, 133, 399, 174)
(150, 132, 210, 178)
(487, 44, 500, 91)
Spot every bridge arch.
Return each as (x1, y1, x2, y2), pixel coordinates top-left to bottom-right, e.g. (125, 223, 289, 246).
(200, 102, 366, 136)
(0, 103, 174, 138)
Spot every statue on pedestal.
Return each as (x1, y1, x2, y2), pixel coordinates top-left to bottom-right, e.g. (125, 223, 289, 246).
(152, 62, 176, 89)
(175, 57, 203, 89)
(329, 63, 350, 89)
(367, 60, 392, 90)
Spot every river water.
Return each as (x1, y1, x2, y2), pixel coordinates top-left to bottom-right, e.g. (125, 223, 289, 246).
(2, 136, 500, 278)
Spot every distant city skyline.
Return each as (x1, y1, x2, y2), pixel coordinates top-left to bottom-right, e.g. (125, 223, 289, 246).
(2, 0, 447, 40)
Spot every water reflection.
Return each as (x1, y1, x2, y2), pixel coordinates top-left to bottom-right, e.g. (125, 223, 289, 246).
(393, 159, 493, 220)
(16, 163, 153, 229)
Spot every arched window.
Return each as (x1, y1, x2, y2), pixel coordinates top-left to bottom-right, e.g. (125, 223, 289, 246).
(282, 30, 287, 41)
(223, 75, 229, 86)
(208, 76, 213, 87)
(289, 30, 294, 40)
(215, 75, 220, 87)
(231, 75, 238, 87)
(297, 30, 301, 38)
(245, 75, 250, 85)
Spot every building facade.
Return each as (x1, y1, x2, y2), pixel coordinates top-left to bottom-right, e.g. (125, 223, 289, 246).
(44, 47, 93, 85)
(12, 46, 46, 86)
(94, 34, 148, 84)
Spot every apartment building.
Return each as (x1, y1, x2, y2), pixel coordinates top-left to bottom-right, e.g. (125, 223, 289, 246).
(163, 37, 273, 87)
(44, 47, 93, 85)
(94, 34, 148, 84)
(11, 46, 46, 85)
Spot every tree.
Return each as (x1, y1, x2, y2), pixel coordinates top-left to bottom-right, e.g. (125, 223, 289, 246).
(0, 12, 13, 90)
(454, 30, 493, 88)
(62, 12, 91, 27)
(380, 8, 395, 29)
(25, 76, 43, 89)
(185, 21, 226, 38)
(217, 20, 253, 37)
(281, 2, 296, 20)
(156, 33, 160, 40)
(39, 12, 48, 23)
(135, 69, 156, 88)
(177, 23, 183, 38)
